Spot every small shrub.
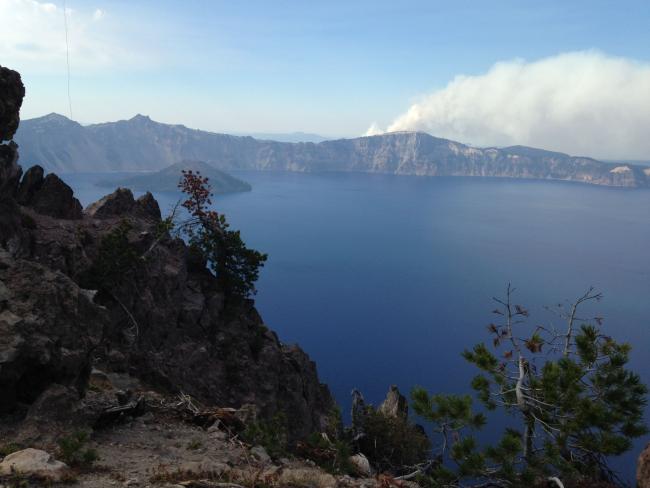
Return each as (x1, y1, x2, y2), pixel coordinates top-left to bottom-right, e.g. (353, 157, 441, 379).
(0, 442, 21, 457)
(357, 408, 431, 473)
(7, 468, 29, 488)
(57, 430, 99, 468)
(80, 219, 138, 292)
(242, 413, 288, 459)
(297, 433, 354, 475)
(186, 439, 202, 450)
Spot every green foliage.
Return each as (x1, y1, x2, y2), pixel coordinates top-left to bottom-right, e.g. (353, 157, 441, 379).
(292, 406, 351, 475)
(155, 214, 175, 239)
(241, 413, 288, 459)
(0, 442, 21, 457)
(178, 170, 267, 300)
(298, 432, 355, 475)
(356, 406, 431, 473)
(6, 468, 29, 488)
(81, 219, 138, 291)
(411, 389, 486, 432)
(323, 405, 344, 440)
(186, 439, 202, 450)
(413, 286, 647, 487)
(57, 430, 99, 468)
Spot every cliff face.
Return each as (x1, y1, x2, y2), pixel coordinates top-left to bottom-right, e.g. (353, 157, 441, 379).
(16, 113, 650, 188)
(0, 67, 334, 441)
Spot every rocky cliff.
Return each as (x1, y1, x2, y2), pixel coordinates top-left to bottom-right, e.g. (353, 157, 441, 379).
(0, 66, 334, 442)
(16, 113, 650, 187)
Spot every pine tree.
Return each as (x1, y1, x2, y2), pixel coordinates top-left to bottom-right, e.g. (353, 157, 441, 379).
(411, 285, 647, 487)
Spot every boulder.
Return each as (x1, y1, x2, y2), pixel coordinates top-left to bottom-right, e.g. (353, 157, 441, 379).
(639, 443, 650, 488)
(348, 453, 373, 477)
(250, 445, 271, 464)
(0, 448, 68, 481)
(28, 173, 83, 219)
(378, 385, 408, 420)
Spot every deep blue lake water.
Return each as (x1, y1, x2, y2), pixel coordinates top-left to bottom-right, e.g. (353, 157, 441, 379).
(63, 171, 650, 480)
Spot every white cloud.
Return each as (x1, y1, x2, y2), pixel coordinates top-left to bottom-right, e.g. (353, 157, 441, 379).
(375, 51, 650, 160)
(0, 0, 151, 73)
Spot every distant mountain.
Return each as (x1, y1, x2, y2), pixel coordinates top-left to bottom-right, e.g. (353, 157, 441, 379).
(15, 113, 650, 188)
(96, 160, 252, 194)
(237, 131, 328, 143)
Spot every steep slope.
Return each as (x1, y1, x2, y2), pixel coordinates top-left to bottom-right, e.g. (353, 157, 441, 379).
(16, 114, 650, 188)
(1, 70, 334, 442)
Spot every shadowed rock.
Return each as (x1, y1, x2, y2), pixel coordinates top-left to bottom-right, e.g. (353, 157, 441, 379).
(0, 252, 105, 414)
(86, 187, 137, 218)
(86, 188, 161, 221)
(0, 65, 25, 142)
(28, 173, 83, 219)
(639, 443, 650, 488)
(136, 192, 162, 220)
(17, 164, 44, 204)
(0, 66, 25, 245)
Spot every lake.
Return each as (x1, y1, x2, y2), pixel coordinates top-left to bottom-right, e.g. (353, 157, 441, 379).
(63, 170, 650, 480)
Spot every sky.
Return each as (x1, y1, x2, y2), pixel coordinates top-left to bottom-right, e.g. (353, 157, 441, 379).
(2, 0, 650, 159)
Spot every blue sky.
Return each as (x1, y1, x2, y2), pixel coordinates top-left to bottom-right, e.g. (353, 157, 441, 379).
(3, 0, 650, 157)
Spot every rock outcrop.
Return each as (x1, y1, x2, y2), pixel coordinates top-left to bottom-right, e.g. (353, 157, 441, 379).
(19, 172, 82, 219)
(0, 66, 25, 248)
(639, 443, 650, 488)
(378, 384, 408, 420)
(0, 66, 25, 143)
(85, 187, 160, 220)
(0, 66, 334, 441)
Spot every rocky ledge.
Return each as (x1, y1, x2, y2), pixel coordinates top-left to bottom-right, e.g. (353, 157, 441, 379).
(0, 65, 333, 445)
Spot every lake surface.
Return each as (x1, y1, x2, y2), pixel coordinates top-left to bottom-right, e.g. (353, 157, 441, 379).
(63, 171, 650, 479)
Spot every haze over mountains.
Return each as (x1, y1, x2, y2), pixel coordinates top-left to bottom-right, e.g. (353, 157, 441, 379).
(15, 113, 650, 188)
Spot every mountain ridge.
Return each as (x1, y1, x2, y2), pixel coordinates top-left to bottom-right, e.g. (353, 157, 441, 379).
(15, 113, 650, 188)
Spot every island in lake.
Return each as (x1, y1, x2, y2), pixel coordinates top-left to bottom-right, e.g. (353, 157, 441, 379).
(97, 160, 252, 194)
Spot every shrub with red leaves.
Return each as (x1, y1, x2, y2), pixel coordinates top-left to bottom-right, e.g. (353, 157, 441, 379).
(178, 170, 267, 299)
